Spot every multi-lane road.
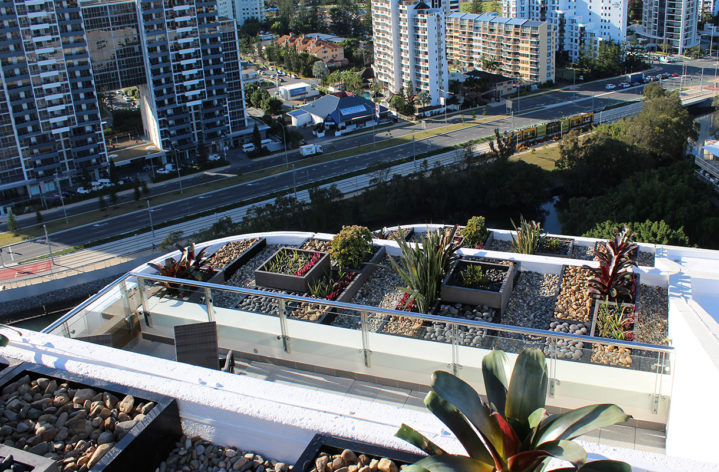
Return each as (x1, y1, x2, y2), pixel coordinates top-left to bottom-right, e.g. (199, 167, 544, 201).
(5, 58, 719, 257)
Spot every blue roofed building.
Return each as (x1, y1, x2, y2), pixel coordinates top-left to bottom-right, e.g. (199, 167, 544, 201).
(297, 93, 390, 134)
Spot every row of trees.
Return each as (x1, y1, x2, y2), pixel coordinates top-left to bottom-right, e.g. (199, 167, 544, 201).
(244, 83, 284, 115)
(262, 44, 319, 77)
(556, 83, 719, 248)
(268, 0, 371, 39)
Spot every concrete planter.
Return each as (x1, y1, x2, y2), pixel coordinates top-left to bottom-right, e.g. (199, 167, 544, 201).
(589, 299, 639, 369)
(0, 444, 58, 471)
(294, 434, 425, 472)
(254, 248, 330, 292)
(0, 363, 182, 472)
(536, 236, 574, 258)
(440, 259, 515, 314)
(207, 238, 267, 285)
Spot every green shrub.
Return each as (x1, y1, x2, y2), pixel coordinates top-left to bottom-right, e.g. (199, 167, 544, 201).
(511, 216, 542, 254)
(461, 216, 489, 247)
(583, 219, 690, 246)
(330, 225, 373, 269)
(461, 263, 488, 288)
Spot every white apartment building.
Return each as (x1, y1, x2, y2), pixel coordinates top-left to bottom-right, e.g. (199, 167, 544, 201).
(642, 0, 700, 54)
(372, 0, 450, 107)
(502, 0, 628, 62)
(217, 0, 265, 26)
(446, 12, 555, 84)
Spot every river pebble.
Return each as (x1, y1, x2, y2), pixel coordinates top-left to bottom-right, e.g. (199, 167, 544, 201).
(423, 303, 496, 347)
(635, 284, 669, 345)
(554, 266, 593, 322)
(503, 272, 560, 329)
(205, 239, 259, 270)
(158, 436, 290, 472)
(300, 238, 332, 252)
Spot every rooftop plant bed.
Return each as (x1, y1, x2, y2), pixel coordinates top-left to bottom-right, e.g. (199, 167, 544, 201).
(590, 299, 637, 368)
(148, 243, 216, 297)
(422, 302, 499, 348)
(373, 227, 414, 242)
(440, 259, 515, 314)
(543, 319, 590, 362)
(255, 248, 330, 293)
(553, 265, 594, 323)
(300, 238, 332, 252)
(0, 364, 181, 472)
(535, 236, 574, 258)
(205, 238, 265, 283)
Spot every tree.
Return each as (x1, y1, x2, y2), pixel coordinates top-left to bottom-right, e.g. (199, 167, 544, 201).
(264, 97, 284, 115)
(35, 210, 42, 224)
(488, 128, 517, 161)
(312, 60, 328, 80)
(642, 81, 666, 100)
(109, 160, 119, 185)
(583, 220, 691, 246)
(326, 70, 362, 94)
(6, 208, 17, 234)
(415, 91, 431, 108)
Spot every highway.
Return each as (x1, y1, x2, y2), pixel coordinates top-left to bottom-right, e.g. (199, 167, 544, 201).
(3, 58, 718, 263)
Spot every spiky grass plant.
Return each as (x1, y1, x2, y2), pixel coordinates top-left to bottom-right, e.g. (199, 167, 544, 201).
(388, 225, 461, 314)
(511, 216, 543, 255)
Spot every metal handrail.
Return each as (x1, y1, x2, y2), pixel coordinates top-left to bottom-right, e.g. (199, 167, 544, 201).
(45, 271, 674, 354)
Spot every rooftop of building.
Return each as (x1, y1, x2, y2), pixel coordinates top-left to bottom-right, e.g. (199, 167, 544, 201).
(5, 224, 719, 470)
(300, 93, 387, 122)
(448, 11, 544, 27)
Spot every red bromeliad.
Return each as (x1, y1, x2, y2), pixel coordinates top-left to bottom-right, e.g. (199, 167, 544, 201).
(326, 272, 357, 301)
(585, 226, 638, 301)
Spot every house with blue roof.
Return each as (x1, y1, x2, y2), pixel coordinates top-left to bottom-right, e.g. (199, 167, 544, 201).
(290, 92, 391, 134)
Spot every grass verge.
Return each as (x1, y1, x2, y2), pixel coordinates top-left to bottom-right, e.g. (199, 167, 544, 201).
(511, 143, 561, 171)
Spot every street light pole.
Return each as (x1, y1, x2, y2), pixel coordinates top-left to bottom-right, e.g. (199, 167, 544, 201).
(173, 150, 183, 194)
(43, 224, 54, 266)
(279, 120, 289, 169)
(55, 176, 68, 225)
(147, 200, 156, 250)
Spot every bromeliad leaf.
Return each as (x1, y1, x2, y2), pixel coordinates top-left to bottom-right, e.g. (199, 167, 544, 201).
(482, 350, 509, 413)
(533, 404, 631, 446)
(424, 391, 494, 464)
(404, 454, 495, 472)
(395, 424, 447, 456)
(551, 460, 633, 472)
(505, 349, 548, 436)
(505, 450, 550, 472)
(528, 408, 547, 430)
(535, 439, 587, 467)
(0, 335, 8, 347)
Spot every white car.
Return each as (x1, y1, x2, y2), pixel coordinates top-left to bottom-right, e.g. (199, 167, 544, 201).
(209, 153, 221, 161)
(620, 82, 631, 88)
(605, 83, 616, 90)
(76, 187, 91, 194)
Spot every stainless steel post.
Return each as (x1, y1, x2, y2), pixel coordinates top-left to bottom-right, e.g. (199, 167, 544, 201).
(360, 310, 371, 367)
(137, 276, 152, 327)
(205, 287, 214, 322)
(278, 298, 290, 353)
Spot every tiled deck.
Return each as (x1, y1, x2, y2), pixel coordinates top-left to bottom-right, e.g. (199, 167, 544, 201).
(127, 337, 667, 455)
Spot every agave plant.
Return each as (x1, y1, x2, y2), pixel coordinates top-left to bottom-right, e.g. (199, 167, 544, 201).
(148, 243, 214, 287)
(510, 217, 543, 255)
(388, 226, 461, 314)
(585, 226, 638, 300)
(396, 349, 632, 472)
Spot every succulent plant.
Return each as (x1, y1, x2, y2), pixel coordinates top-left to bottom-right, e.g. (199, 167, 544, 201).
(510, 217, 543, 255)
(148, 243, 215, 287)
(396, 349, 631, 472)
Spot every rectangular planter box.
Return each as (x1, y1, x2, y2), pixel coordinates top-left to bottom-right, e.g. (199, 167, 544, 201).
(588, 299, 638, 369)
(294, 434, 426, 472)
(535, 236, 574, 258)
(458, 227, 494, 250)
(374, 227, 415, 242)
(440, 259, 516, 314)
(0, 444, 58, 471)
(254, 247, 330, 292)
(205, 238, 267, 285)
(0, 363, 182, 472)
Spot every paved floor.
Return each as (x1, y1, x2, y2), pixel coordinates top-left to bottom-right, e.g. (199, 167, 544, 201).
(128, 338, 666, 455)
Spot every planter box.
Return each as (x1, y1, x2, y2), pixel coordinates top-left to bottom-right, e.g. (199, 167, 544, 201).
(589, 300, 638, 369)
(535, 236, 574, 258)
(205, 238, 267, 285)
(374, 227, 415, 242)
(440, 260, 515, 314)
(254, 247, 330, 292)
(0, 444, 58, 471)
(294, 434, 426, 472)
(458, 227, 494, 250)
(0, 363, 181, 472)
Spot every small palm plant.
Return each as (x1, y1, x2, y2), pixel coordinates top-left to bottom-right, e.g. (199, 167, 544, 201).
(388, 226, 461, 314)
(510, 216, 543, 255)
(396, 349, 632, 472)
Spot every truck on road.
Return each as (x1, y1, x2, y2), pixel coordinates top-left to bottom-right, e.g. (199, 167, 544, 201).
(300, 144, 323, 157)
(626, 72, 644, 84)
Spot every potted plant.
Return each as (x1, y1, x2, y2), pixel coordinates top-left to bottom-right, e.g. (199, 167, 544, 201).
(536, 236, 574, 258)
(389, 226, 461, 314)
(440, 259, 515, 315)
(396, 349, 632, 472)
(460, 216, 492, 249)
(584, 228, 638, 305)
(254, 247, 330, 292)
(148, 243, 216, 296)
(510, 216, 542, 255)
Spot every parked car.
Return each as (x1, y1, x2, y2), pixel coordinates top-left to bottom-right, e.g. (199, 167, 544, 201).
(76, 187, 91, 194)
(620, 82, 630, 88)
(605, 83, 616, 90)
(672, 73, 679, 77)
(209, 153, 221, 161)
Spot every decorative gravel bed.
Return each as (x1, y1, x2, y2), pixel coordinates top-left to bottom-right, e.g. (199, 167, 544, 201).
(635, 285, 669, 345)
(543, 321, 588, 361)
(423, 303, 497, 347)
(300, 238, 332, 252)
(0, 375, 154, 472)
(160, 436, 290, 472)
(205, 239, 259, 269)
(502, 272, 560, 329)
(553, 266, 593, 323)
(310, 448, 403, 472)
(636, 251, 655, 267)
(483, 239, 513, 252)
(570, 245, 595, 261)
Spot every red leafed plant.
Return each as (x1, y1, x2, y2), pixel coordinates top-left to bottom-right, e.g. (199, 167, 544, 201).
(396, 291, 418, 312)
(294, 252, 322, 276)
(585, 226, 638, 301)
(326, 272, 357, 301)
(148, 243, 215, 294)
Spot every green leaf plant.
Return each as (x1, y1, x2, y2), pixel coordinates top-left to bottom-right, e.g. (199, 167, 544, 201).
(396, 349, 632, 472)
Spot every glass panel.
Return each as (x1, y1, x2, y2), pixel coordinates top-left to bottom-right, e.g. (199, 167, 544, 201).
(58, 283, 125, 339)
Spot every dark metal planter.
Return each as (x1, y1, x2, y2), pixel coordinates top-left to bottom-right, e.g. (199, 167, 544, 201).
(0, 364, 182, 472)
(0, 444, 58, 471)
(294, 434, 426, 472)
(254, 248, 330, 292)
(440, 259, 516, 314)
(535, 236, 574, 258)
